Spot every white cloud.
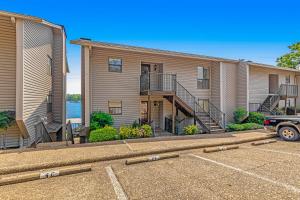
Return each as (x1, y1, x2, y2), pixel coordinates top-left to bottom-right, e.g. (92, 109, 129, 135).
(67, 76, 81, 94)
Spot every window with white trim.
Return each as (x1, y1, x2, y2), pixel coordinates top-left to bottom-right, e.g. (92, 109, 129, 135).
(108, 101, 122, 115)
(108, 58, 122, 72)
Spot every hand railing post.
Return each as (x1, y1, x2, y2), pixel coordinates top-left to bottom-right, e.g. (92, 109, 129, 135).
(223, 113, 225, 129)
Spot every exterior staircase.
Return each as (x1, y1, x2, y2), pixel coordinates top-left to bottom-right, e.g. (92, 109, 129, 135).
(196, 112, 225, 133)
(258, 84, 298, 115)
(140, 73, 226, 133)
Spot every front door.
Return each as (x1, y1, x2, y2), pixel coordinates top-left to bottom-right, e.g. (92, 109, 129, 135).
(141, 64, 150, 75)
(269, 74, 279, 94)
(141, 64, 151, 91)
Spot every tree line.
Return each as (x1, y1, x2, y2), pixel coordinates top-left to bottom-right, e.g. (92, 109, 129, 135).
(66, 94, 81, 102)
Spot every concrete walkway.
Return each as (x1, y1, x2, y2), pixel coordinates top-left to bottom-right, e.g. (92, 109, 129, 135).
(0, 131, 275, 174)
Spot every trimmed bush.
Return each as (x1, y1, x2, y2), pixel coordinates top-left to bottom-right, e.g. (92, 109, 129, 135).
(119, 124, 153, 139)
(89, 126, 118, 142)
(183, 125, 199, 135)
(227, 123, 263, 132)
(119, 126, 132, 139)
(90, 112, 113, 130)
(0, 111, 15, 130)
(141, 124, 152, 137)
(233, 107, 248, 124)
(247, 112, 265, 125)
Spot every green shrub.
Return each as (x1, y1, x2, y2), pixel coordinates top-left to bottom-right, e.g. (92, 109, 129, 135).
(183, 125, 199, 135)
(0, 111, 15, 130)
(119, 126, 132, 139)
(131, 120, 140, 128)
(227, 123, 263, 132)
(141, 124, 152, 137)
(119, 124, 153, 139)
(247, 112, 265, 125)
(90, 112, 113, 130)
(233, 107, 248, 124)
(89, 126, 118, 142)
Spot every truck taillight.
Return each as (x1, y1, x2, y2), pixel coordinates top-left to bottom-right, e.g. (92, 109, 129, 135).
(264, 120, 270, 125)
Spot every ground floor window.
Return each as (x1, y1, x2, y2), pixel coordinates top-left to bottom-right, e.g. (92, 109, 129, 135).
(108, 101, 122, 115)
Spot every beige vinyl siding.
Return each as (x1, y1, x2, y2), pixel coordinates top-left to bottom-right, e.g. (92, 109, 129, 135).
(52, 29, 63, 123)
(90, 47, 215, 128)
(90, 47, 140, 128)
(221, 62, 237, 122)
(0, 16, 16, 111)
(23, 20, 53, 144)
(210, 62, 221, 108)
(0, 125, 21, 148)
(0, 16, 24, 147)
(163, 57, 213, 100)
(236, 62, 249, 110)
(249, 65, 296, 108)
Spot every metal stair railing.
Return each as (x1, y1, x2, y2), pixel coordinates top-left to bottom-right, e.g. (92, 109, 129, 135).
(140, 73, 225, 132)
(207, 100, 226, 129)
(268, 85, 283, 111)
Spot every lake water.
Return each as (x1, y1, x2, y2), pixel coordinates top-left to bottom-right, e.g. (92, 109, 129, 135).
(66, 101, 81, 119)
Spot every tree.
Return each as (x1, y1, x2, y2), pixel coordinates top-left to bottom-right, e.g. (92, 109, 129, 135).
(66, 94, 81, 102)
(277, 42, 300, 69)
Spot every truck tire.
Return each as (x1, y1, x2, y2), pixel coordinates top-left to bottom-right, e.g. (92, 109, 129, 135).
(278, 126, 300, 141)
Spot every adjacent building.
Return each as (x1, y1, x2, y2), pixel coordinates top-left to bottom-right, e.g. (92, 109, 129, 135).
(71, 39, 300, 135)
(0, 11, 68, 148)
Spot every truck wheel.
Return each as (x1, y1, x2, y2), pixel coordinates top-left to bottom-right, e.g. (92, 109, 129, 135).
(278, 126, 300, 141)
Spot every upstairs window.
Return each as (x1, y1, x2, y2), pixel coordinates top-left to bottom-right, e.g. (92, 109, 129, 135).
(108, 58, 122, 72)
(47, 91, 53, 113)
(47, 55, 53, 76)
(108, 101, 122, 115)
(197, 66, 210, 89)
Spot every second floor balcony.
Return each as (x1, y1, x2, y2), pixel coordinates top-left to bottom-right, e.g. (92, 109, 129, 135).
(277, 84, 298, 98)
(140, 73, 177, 95)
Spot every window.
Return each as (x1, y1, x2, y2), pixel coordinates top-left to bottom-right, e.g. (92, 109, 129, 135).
(197, 66, 210, 89)
(47, 55, 53, 76)
(285, 75, 290, 84)
(108, 101, 122, 115)
(47, 91, 53, 113)
(108, 58, 122, 72)
(198, 99, 209, 112)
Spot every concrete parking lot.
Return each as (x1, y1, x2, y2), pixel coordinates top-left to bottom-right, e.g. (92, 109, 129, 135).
(0, 140, 300, 200)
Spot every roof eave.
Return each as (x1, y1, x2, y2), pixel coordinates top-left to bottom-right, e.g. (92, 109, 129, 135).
(70, 39, 300, 73)
(0, 10, 63, 30)
(70, 39, 239, 64)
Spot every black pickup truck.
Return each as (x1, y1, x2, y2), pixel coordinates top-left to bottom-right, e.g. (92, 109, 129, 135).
(264, 116, 300, 141)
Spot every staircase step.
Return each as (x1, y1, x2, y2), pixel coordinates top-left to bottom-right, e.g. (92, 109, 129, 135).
(209, 129, 225, 133)
(207, 125, 220, 128)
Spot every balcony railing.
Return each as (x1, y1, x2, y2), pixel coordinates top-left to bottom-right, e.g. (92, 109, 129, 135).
(140, 73, 176, 93)
(140, 72, 226, 132)
(278, 84, 298, 97)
